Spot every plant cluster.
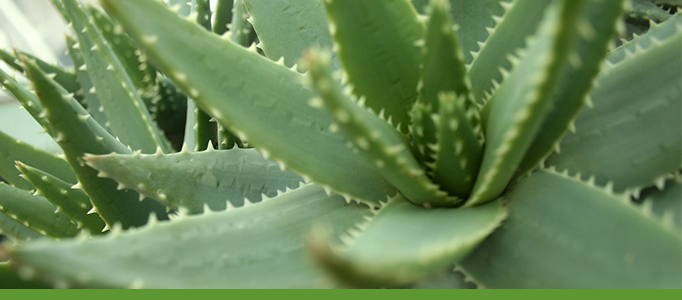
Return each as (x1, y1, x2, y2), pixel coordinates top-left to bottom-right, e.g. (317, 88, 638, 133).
(0, 0, 680, 288)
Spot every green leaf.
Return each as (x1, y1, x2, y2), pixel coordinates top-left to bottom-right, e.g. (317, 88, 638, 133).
(212, 0, 234, 35)
(608, 13, 682, 64)
(193, 0, 213, 30)
(305, 50, 453, 207)
(88, 6, 157, 99)
(215, 0, 248, 150)
(448, 0, 508, 65)
(84, 148, 304, 214)
(16, 162, 106, 234)
(65, 35, 108, 128)
(151, 77, 188, 151)
(8, 184, 371, 288)
(0, 212, 45, 243)
(229, 0, 257, 47)
(467, 0, 552, 103)
(627, 0, 674, 22)
(0, 130, 76, 191)
(411, 0, 483, 198)
(0, 49, 80, 100)
(411, 0, 480, 165)
(101, 0, 396, 207)
(467, 0, 593, 207)
(307, 196, 505, 288)
(21, 55, 169, 230)
(459, 170, 682, 288)
(545, 27, 681, 193)
(186, 0, 219, 152)
(0, 68, 49, 132)
(0, 48, 23, 71)
(62, 0, 171, 154)
(324, 0, 425, 134)
(515, 0, 626, 177)
(431, 93, 483, 198)
(244, 0, 336, 71)
(0, 183, 79, 239)
(636, 176, 681, 230)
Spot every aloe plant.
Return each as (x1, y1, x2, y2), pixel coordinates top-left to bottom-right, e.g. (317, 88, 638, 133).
(0, 0, 679, 288)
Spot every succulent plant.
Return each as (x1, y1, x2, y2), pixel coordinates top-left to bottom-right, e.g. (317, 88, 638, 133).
(0, 0, 680, 288)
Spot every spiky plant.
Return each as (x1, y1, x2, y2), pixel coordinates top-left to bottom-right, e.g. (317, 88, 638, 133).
(0, 0, 680, 288)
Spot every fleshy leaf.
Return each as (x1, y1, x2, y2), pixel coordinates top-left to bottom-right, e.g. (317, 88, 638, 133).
(468, 0, 552, 103)
(0, 183, 79, 239)
(324, 0, 425, 134)
(212, 0, 233, 35)
(608, 14, 682, 64)
(0, 130, 76, 191)
(514, 0, 626, 177)
(88, 5, 157, 99)
(62, 0, 171, 154)
(636, 176, 681, 230)
(0, 212, 45, 243)
(244, 0, 337, 71)
(448, 0, 507, 65)
(101, 0, 397, 207)
(84, 148, 304, 214)
(215, 0, 249, 150)
(411, 0, 483, 198)
(545, 26, 681, 193)
(151, 77, 188, 151)
(0, 49, 80, 99)
(185, 0, 219, 152)
(307, 195, 505, 288)
(65, 35, 108, 127)
(459, 170, 682, 288)
(8, 184, 371, 288)
(305, 50, 454, 207)
(0, 68, 49, 132)
(627, 0, 673, 22)
(21, 55, 169, 229)
(431, 93, 483, 198)
(410, 0, 480, 167)
(467, 0, 600, 207)
(16, 162, 106, 234)
(228, 0, 257, 47)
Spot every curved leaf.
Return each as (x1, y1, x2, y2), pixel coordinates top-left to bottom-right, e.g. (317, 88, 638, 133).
(515, 0, 626, 177)
(306, 50, 452, 207)
(308, 196, 505, 288)
(244, 0, 336, 70)
(460, 170, 682, 288)
(101, 0, 397, 207)
(8, 184, 371, 288)
(84, 148, 304, 214)
(21, 56, 169, 229)
(448, 0, 507, 65)
(0, 183, 79, 239)
(0, 130, 76, 191)
(468, 0, 551, 103)
(16, 163, 106, 234)
(62, 0, 171, 154)
(0, 212, 45, 243)
(545, 28, 681, 193)
(325, 0, 425, 134)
